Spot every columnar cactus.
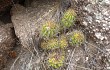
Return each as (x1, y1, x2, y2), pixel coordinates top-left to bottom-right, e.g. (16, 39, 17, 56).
(68, 30, 85, 46)
(61, 8, 76, 29)
(48, 52, 65, 68)
(41, 36, 68, 50)
(40, 21, 59, 38)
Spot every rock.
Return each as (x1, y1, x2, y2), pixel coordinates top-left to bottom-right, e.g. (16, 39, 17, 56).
(0, 0, 12, 12)
(11, 1, 61, 69)
(0, 52, 7, 69)
(8, 48, 44, 70)
(66, 47, 86, 70)
(11, 0, 61, 52)
(74, 0, 110, 46)
(70, 0, 110, 69)
(0, 22, 16, 69)
(0, 23, 16, 52)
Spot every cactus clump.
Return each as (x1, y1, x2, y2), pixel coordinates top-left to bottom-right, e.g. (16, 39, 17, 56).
(59, 36, 68, 49)
(40, 21, 59, 38)
(41, 36, 68, 50)
(48, 52, 65, 68)
(69, 30, 85, 46)
(61, 8, 76, 29)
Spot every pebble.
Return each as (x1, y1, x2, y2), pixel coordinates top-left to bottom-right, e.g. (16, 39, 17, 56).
(95, 32, 104, 40)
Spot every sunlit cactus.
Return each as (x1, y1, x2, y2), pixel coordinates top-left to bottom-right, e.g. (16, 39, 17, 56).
(61, 8, 76, 29)
(40, 21, 59, 38)
(68, 30, 85, 46)
(41, 36, 68, 50)
(59, 35, 68, 49)
(48, 52, 65, 68)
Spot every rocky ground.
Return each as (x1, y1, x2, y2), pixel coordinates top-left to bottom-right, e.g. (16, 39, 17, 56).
(0, 0, 110, 70)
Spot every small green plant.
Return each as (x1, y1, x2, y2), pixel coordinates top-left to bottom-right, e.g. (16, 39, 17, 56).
(48, 52, 65, 68)
(41, 36, 68, 50)
(68, 30, 85, 46)
(40, 21, 59, 38)
(61, 8, 76, 29)
(59, 36, 68, 49)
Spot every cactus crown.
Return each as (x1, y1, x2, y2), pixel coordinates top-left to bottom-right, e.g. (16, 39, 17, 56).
(61, 8, 76, 29)
(69, 30, 85, 46)
(41, 36, 68, 50)
(59, 36, 68, 49)
(48, 52, 65, 68)
(40, 21, 59, 38)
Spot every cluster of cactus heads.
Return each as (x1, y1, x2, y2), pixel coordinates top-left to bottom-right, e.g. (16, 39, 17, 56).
(41, 35, 68, 50)
(39, 8, 85, 68)
(40, 21, 59, 38)
(48, 52, 65, 68)
(61, 8, 76, 29)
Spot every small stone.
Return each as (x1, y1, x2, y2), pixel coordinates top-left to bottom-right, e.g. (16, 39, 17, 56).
(103, 24, 107, 26)
(82, 21, 88, 26)
(84, 4, 93, 13)
(85, 57, 88, 61)
(104, 36, 107, 40)
(105, 27, 109, 30)
(107, 67, 110, 69)
(102, 0, 110, 4)
(103, 11, 109, 16)
(95, 13, 103, 20)
(95, 32, 104, 40)
(68, 50, 70, 53)
(96, 20, 101, 23)
(87, 16, 93, 23)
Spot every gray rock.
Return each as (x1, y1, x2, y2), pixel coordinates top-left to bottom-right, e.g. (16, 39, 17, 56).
(76, 0, 110, 46)
(0, 22, 16, 69)
(11, 1, 61, 70)
(11, 0, 61, 52)
(0, 23, 15, 52)
(69, 0, 110, 70)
